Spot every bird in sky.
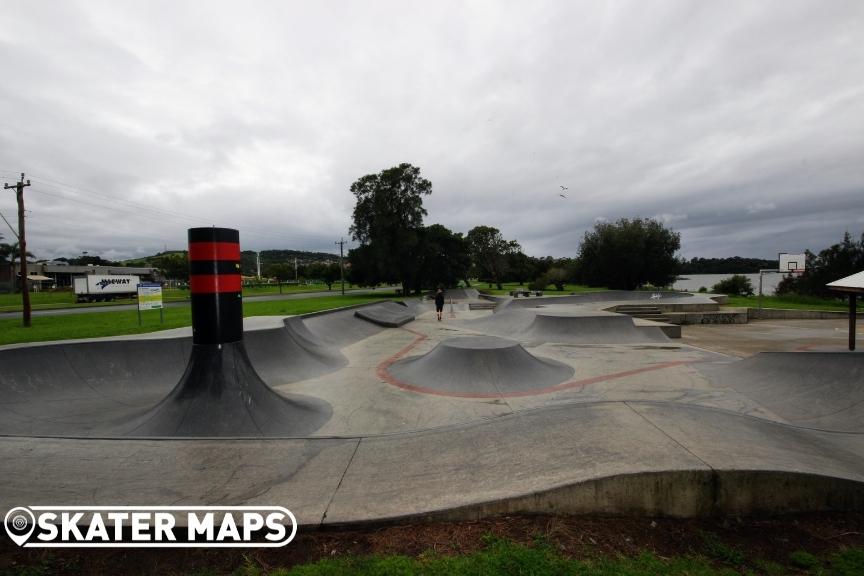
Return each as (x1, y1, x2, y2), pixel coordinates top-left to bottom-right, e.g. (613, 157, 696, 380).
(560, 185, 568, 191)
(559, 193, 567, 199)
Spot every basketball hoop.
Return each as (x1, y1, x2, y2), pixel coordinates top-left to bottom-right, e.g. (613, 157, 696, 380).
(779, 253, 806, 276)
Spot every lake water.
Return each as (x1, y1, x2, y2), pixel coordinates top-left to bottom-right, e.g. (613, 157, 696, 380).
(672, 273, 784, 295)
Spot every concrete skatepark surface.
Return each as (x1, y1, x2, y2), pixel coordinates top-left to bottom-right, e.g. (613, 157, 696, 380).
(1, 293, 863, 526)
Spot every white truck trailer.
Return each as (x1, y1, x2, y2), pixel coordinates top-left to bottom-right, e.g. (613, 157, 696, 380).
(73, 274, 140, 303)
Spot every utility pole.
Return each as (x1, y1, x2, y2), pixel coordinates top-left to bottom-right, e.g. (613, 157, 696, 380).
(4, 173, 31, 327)
(294, 257, 298, 284)
(335, 238, 346, 296)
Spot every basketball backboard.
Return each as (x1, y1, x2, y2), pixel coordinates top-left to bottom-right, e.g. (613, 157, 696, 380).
(779, 253, 806, 274)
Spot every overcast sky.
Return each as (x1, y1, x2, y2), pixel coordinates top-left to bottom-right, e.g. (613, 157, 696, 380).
(1, 0, 862, 262)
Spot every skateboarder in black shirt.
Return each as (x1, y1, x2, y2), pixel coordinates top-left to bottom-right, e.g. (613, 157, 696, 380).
(434, 288, 445, 321)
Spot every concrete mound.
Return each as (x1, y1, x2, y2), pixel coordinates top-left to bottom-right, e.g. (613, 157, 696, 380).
(525, 311, 670, 344)
(355, 301, 415, 327)
(387, 336, 574, 395)
(125, 342, 332, 437)
(701, 352, 864, 432)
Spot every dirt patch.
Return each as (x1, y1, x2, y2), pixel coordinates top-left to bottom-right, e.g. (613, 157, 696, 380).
(2, 512, 863, 574)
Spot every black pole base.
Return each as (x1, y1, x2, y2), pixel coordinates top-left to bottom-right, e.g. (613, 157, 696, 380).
(126, 341, 331, 437)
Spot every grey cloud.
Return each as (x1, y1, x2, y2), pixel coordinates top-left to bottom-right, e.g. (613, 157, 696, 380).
(1, 0, 862, 263)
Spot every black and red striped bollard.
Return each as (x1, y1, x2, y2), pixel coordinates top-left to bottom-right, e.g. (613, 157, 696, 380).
(188, 227, 243, 345)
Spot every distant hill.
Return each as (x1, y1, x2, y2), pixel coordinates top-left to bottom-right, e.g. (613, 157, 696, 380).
(122, 249, 339, 277)
(122, 251, 186, 268)
(240, 250, 339, 276)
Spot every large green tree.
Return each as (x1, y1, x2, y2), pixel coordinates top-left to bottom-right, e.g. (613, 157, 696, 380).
(577, 218, 681, 290)
(155, 252, 189, 281)
(416, 224, 472, 290)
(307, 261, 342, 290)
(466, 226, 519, 289)
(349, 163, 431, 293)
(505, 251, 535, 285)
(347, 244, 384, 287)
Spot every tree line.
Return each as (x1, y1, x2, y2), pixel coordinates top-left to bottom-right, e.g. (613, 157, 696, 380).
(346, 163, 681, 293)
(678, 256, 778, 274)
(345, 163, 864, 297)
(777, 232, 864, 298)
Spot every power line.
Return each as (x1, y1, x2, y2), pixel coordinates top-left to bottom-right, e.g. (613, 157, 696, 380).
(0, 208, 18, 239)
(9, 174, 340, 243)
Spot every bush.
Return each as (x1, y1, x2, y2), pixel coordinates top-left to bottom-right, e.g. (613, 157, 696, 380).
(545, 267, 568, 291)
(698, 286, 707, 293)
(528, 276, 548, 291)
(712, 275, 754, 296)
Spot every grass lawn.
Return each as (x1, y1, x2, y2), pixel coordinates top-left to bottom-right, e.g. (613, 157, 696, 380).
(274, 540, 864, 576)
(6, 534, 863, 576)
(725, 294, 862, 312)
(0, 294, 392, 346)
(0, 283, 369, 312)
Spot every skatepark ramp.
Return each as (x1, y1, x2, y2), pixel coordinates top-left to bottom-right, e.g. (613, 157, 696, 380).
(386, 336, 574, 395)
(245, 317, 348, 384)
(701, 351, 864, 432)
(440, 287, 480, 300)
(524, 311, 670, 344)
(126, 341, 332, 437)
(355, 301, 415, 327)
(461, 309, 670, 344)
(0, 327, 337, 438)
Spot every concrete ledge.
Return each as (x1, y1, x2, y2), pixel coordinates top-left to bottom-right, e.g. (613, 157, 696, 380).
(746, 308, 849, 320)
(656, 303, 721, 313)
(411, 470, 715, 522)
(334, 470, 864, 526)
(633, 318, 681, 338)
(715, 471, 864, 515)
(666, 309, 749, 325)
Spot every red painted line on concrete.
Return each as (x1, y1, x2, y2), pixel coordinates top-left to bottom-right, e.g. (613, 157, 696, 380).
(375, 328, 692, 399)
(189, 242, 241, 261)
(375, 327, 428, 384)
(190, 274, 242, 294)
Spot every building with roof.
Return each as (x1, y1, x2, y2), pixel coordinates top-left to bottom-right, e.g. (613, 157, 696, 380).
(0, 262, 160, 293)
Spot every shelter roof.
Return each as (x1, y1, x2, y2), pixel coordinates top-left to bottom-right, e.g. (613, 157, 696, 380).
(826, 270, 864, 293)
